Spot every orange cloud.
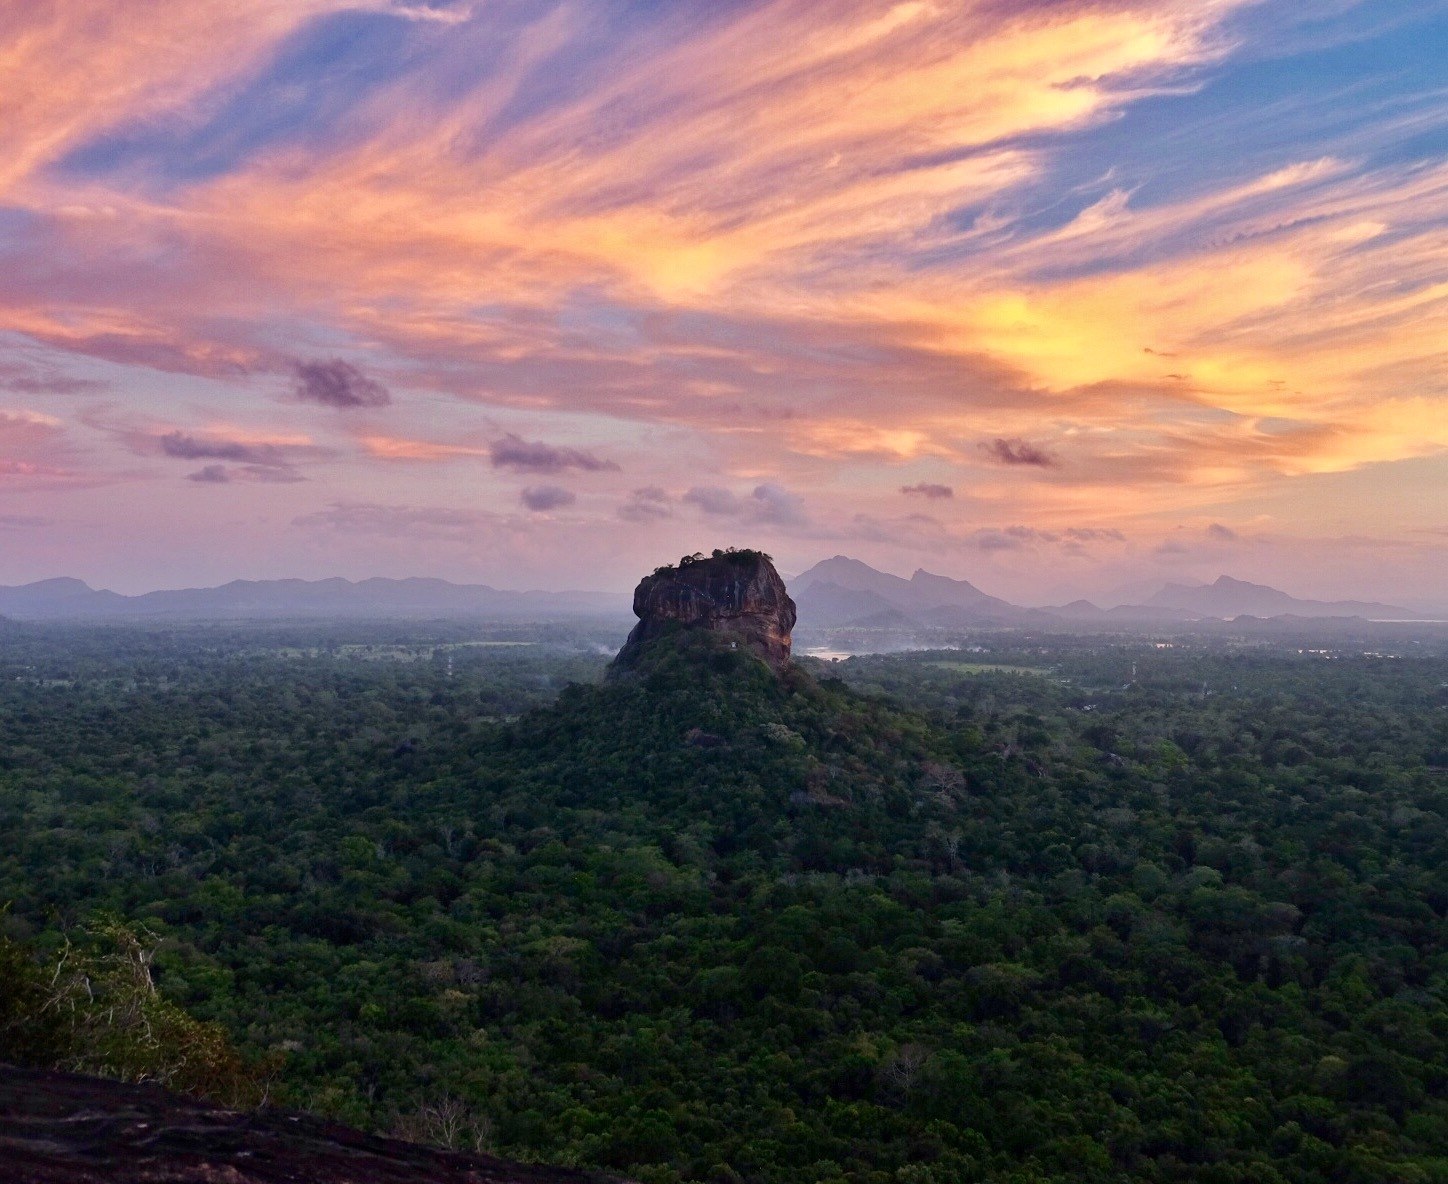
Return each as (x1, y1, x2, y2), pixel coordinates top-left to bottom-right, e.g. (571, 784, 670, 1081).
(360, 435, 490, 462)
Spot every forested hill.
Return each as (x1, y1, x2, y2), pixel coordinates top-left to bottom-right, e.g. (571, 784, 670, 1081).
(2, 626, 1448, 1183)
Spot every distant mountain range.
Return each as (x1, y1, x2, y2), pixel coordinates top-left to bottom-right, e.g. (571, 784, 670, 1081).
(0, 562, 1428, 626)
(1145, 575, 1409, 620)
(791, 557, 1422, 628)
(0, 577, 632, 621)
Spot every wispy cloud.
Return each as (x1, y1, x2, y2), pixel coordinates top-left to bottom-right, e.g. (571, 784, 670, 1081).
(186, 464, 231, 483)
(159, 431, 287, 466)
(684, 483, 808, 528)
(490, 434, 619, 474)
(617, 486, 671, 523)
(144, 428, 328, 481)
(292, 501, 496, 539)
(0, 359, 103, 396)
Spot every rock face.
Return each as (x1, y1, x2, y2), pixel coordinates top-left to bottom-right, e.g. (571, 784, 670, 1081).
(611, 550, 796, 673)
(0, 1065, 621, 1184)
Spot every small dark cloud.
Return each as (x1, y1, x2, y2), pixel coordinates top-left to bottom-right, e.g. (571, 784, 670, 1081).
(901, 482, 953, 500)
(490, 434, 618, 474)
(155, 430, 320, 481)
(1206, 522, 1239, 541)
(0, 514, 49, 529)
(160, 431, 282, 466)
(618, 486, 672, 523)
(521, 484, 576, 512)
(293, 359, 391, 409)
(980, 437, 1058, 467)
(186, 463, 305, 484)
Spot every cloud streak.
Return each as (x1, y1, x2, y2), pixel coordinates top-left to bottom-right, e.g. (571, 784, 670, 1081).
(292, 501, 496, 539)
(901, 483, 953, 500)
(489, 434, 619, 474)
(160, 431, 286, 466)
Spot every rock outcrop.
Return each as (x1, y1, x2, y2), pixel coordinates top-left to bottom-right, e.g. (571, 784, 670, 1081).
(611, 549, 796, 673)
(0, 1065, 621, 1184)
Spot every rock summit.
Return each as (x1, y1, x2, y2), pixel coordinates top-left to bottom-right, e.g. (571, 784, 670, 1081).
(611, 549, 796, 673)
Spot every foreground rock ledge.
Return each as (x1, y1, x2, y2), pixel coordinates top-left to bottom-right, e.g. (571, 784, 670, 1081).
(611, 549, 797, 674)
(0, 1065, 622, 1184)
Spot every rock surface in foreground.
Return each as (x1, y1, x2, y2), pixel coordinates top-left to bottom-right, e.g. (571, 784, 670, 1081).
(611, 550, 796, 673)
(0, 1065, 621, 1184)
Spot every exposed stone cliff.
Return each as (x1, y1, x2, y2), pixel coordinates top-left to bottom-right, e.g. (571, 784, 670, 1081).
(611, 549, 796, 673)
(0, 1065, 621, 1184)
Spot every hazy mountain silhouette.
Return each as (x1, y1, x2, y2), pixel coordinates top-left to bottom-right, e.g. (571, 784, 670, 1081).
(792, 556, 1027, 626)
(0, 564, 1422, 625)
(791, 558, 1420, 628)
(0, 577, 631, 621)
(1147, 575, 1411, 620)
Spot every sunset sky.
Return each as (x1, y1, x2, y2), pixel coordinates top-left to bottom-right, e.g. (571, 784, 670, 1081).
(1, 0, 1445, 606)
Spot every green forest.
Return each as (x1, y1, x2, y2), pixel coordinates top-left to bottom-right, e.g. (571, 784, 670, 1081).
(3, 619, 1448, 1183)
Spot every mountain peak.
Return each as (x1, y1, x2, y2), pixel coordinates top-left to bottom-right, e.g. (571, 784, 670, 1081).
(909, 568, 988, 598)
(20, 577, 95, 595)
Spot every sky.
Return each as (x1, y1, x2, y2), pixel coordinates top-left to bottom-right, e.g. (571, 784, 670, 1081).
(1, 0, 1445, 606)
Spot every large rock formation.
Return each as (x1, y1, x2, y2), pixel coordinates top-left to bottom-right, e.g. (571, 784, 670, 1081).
(0, 1065, 620, 1184)
(611, 549, 796, 673)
